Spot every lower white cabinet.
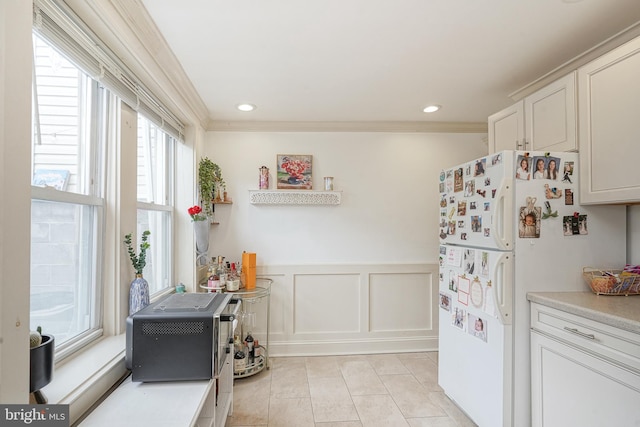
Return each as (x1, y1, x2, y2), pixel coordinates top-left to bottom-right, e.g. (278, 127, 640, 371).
(530, 303, 640, 427)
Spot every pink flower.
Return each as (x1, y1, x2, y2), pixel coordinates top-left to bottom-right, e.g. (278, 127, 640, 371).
(282, 159, 307, 179)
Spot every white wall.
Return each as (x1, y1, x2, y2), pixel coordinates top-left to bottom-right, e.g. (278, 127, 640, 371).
(0, 0, 32, 403)
(204, 131, 488, 265)
(202, 130, 487, 355)
(628, 206, 640, 264)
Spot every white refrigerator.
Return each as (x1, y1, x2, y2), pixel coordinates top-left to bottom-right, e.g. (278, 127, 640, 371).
(437, 150, 626, 427)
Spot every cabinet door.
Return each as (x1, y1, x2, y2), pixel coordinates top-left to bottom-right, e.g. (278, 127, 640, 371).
(488, 101, 524, 154)
(531, 331, 640, 427)
(578, 36, 640, 204)
(525, 73, 577, 152)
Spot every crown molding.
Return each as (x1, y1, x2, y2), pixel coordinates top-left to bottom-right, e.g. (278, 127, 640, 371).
(510, 20, 640, 101)
(207, 120, 488, 133)
(66, 0, 210, 129)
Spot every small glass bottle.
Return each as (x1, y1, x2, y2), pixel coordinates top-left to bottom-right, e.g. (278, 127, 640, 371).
(233, 335, 246, 373)
(254, 339, 261, 358)
(245, 332, 255, 364)
(218, 256, 227, 286)
(230, 263, 237, 280)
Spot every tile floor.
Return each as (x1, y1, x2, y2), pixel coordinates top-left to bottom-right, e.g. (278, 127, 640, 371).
(228, 352, 477, 427)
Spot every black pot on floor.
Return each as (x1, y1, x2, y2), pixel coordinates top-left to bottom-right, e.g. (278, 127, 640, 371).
(30, 334, 55, 402)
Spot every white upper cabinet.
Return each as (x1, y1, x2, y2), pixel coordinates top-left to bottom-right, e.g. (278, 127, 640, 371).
(578, 36, 640, 204)
(488, 73, 577, 154)
(488, 101, 524, 153)
(525, 73, 577, 152)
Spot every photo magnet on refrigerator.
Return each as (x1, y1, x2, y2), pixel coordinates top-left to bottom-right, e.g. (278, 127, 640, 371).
(565, 189, 574, 205)
(563, 213, 587, 235)
(562, 161, 574, 183)
(544, 184, 562, 199)
(519, 196, 541, 238)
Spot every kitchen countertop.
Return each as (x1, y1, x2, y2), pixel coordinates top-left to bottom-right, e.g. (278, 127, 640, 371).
(527, 291, 640, 334)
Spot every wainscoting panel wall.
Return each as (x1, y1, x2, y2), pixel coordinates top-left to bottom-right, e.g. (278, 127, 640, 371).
(253, 263, 439, 356)
(293, 273, 362, 334)
(369, 272, 433, 333)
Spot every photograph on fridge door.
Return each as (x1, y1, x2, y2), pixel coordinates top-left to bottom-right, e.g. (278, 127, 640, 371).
(468, 313, 487, 342)
(490, 153, 502, 166)
(563, 214, 588, 236)
(458, 200, 467, 215)
(546, 157, 560, 180)
(449, 271, 457, 292)
(464, 179, 475, 197)
(452, 307, 467, 331)
(562, 161, 574, 183)
(439, 292, 451, 311)
(474, 159, 486, 177)
(454, 168, 463, 192)
(515, 155, 531, 180)
(471, 215, 482, 232)
(464, 249, 475, 274)
(519, 196, 541, 238)
(481, 252, 489, 276)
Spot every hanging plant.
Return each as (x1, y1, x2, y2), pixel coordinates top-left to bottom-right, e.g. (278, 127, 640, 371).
(198, 157, 225, 217)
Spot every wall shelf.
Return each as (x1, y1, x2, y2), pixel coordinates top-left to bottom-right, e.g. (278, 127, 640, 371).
(249, 190, 342, 205)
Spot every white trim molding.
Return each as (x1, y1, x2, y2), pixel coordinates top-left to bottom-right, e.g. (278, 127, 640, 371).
(209, 120, 488, 133)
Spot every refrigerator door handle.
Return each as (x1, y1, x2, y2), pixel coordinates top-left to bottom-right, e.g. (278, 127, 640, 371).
(494, 253, 513, 325)
(491, 178, 514, 251)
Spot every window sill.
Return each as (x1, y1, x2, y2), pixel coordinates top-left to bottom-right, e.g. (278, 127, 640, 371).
(42, 334, 127, 425)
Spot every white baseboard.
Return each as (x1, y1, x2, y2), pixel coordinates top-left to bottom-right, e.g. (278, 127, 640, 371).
(268, 336, 439, 357)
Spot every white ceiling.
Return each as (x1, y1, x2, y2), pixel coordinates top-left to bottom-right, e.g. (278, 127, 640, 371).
(140, 0, 640, 125)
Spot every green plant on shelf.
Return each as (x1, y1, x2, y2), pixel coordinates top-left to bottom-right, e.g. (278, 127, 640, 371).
(198, 157, 225, 216)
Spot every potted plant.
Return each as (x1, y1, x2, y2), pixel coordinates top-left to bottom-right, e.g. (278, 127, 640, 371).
(30, 326, 54, 404)
(124, 230, 151, 315)
(198, 157, 225, 217)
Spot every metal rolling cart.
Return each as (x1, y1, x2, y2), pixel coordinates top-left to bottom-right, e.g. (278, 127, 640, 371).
(228, 278, 271, 378)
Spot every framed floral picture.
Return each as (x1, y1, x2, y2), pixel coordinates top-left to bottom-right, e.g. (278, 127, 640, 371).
(277, 154, 312, 189)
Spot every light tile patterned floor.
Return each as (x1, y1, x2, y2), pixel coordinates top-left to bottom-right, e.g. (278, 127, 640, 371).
(227, 352, 477, 427)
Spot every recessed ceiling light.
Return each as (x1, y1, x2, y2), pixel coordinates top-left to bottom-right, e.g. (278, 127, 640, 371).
(423, 105, 441, 113)
(237, 103, 256, 112)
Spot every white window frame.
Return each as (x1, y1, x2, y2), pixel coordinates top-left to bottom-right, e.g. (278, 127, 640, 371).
(136, 115, 175, 294)
(30, 42, 108, 356)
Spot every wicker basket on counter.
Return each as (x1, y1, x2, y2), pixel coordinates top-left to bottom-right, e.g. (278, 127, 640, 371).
(582, 267, 640, 296)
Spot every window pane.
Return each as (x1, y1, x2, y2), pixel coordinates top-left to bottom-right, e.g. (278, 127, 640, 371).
(137, 209, 171, 294)
(30, 200, 99, 345)
(137, 114, 173, 294)
(137, 115, 169, 204)
(32, 34, 95, 195)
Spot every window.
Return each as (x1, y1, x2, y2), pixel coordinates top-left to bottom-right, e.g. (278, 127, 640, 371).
(136, 115, 174, 294)
(30, 1, 185, 359)
(30, 34, 106, 352)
